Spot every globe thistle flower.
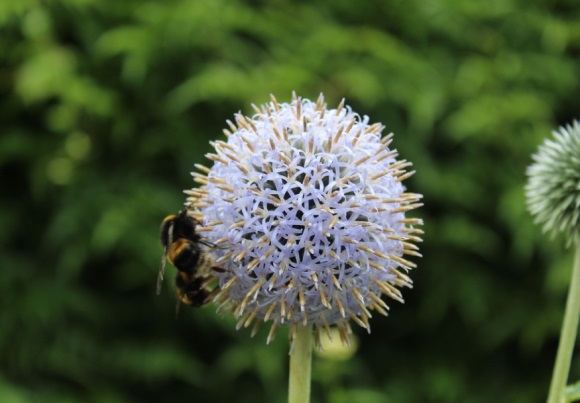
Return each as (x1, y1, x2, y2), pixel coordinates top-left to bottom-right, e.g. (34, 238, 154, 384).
(187, 93, 423, 347)
(526, 120, 580, 403)
(526, 120, 580, 246)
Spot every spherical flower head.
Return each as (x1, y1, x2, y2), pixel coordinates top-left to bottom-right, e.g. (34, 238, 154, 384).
(188, 93, 423, 346)
(526, 120, 580, 246)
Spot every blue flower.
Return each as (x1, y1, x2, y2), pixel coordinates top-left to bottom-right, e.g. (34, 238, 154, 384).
(188, 94, 423, 346)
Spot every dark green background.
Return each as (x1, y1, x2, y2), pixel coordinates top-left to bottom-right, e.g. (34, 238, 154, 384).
(1, 1, 579, 402)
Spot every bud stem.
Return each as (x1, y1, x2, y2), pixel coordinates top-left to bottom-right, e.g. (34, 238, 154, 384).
(288, 325, 312, 403)
(547, 242, 580, 403)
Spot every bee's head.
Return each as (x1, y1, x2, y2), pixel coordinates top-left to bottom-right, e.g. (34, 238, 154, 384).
(160, 214, 178, 247)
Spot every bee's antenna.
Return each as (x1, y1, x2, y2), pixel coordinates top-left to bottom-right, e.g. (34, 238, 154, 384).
(157, 222, 174, 295)
(199, 239, 218, 248)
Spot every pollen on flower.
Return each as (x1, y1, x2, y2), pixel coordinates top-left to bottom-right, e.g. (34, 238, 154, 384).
(187, 93, 423, 347)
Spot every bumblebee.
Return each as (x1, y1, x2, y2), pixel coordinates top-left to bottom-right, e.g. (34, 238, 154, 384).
(158, 210, 222, 308)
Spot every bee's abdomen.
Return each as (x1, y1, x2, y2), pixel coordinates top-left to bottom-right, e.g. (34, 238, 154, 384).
(168, 239, 201, 275)
(175, 275, 212, 307)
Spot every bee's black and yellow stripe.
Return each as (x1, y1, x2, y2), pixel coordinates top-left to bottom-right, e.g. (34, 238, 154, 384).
(166, 238, 202, 275)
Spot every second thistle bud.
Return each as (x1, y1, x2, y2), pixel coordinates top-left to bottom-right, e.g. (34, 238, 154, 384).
(526, 120, 580, 246)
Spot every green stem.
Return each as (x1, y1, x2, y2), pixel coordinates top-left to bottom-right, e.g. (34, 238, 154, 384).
(548, 243, 580, 403)
(288, 326, 312, 403)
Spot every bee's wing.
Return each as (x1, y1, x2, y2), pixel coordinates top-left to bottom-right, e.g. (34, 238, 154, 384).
(157, 222, 174, 295)
(175, 298, 182, 317)
(157, 249, 167, 295)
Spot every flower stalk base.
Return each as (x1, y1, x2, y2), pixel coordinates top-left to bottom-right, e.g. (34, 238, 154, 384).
(289, 325, 312, 403)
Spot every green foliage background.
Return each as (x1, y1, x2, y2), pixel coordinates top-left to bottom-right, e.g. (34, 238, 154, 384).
(1, 1, 579, 402)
